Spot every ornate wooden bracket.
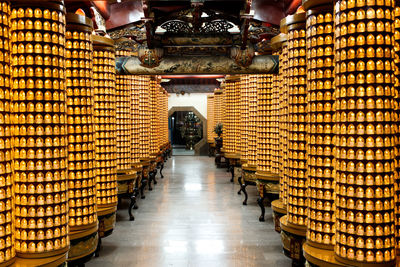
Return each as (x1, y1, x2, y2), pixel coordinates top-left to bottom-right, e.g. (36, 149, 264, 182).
(230, 45, 255, 67)
(138, 47, 164, 68)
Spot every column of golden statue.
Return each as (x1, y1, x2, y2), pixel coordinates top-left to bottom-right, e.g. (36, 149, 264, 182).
(0, 1, 171, 266)
(206, 0, 400, 266)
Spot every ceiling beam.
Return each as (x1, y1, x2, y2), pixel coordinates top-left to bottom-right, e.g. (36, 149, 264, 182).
(116, 55, 278, 75)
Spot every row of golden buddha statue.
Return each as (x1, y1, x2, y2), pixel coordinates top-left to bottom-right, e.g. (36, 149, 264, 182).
(207, 0, 400, 266)
(0, 1, 170, 266)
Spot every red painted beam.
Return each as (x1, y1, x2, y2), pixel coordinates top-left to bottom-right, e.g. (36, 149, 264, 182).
(252, 0, 285, 25)
(252, 0, 301, 25)
(92, 1, 110, 20)
(286, 0, 302, 15)
(105, 0, 143, 30)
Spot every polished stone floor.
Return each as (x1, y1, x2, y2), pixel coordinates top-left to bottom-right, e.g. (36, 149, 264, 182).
(172, 148, 195, 156)
(88, 156, 291, 267)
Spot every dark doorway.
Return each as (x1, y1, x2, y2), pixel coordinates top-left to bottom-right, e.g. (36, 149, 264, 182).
(170, 111, 203, 151)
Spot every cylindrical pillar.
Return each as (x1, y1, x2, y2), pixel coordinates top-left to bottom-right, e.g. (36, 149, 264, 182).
(271, 33, 288, 233)
(301, 0, 336, 260)
(115, 49, 137, 221)
(156, 86, 164, 165)
(222, 77, 239, 157)
(116, 50, 133, 173)
(131, 75, 141, 167)
(164, 90, 169, 147)
(271, 73, 280, 177)
(65, 13, 98, 263)
(246, 75, 258, 169)
(223, 76, 241, 183)
(255, 71, 281, 180)
(159, 88, 165, 152)
(139, 75, 151, 161)
(214, 88, 223, 128)
(334, 1, 396, 265)
(240, 75, 258, 205)
(11, 1, 69, 264)
(93, 35, 117, 239)
(158, 87, 163, 151)
(234, 78, 241, 156)
(0, 1, 14, 265)
(394, 0, 400, 256)
(256, 75, 273, 175)
(240, 75, 249, 164)
(255, 74, 280, 222)
(139, 76, 151, 191)
(163, 90, 168, 147)
(147, 77, 159, 185)
(281, 20, 290, 209)
(213, 88, 224, 167)
(149, 77, 159, 158)
(207, 95, 215, 144)
(131, 75, 143, 197)
(279, 12, 308, 263)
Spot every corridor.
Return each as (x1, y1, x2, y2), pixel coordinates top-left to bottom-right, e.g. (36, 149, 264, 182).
(88, 156, 291, 267)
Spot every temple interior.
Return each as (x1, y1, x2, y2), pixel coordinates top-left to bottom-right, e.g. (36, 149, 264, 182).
(1, 0, 400, 266)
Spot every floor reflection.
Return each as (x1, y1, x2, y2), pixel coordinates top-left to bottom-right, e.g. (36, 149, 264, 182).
(164, 240, 188, 254)
(87, 156, 291, 267)
(195, 240, 224, 254)
(184, 183, 202, 191)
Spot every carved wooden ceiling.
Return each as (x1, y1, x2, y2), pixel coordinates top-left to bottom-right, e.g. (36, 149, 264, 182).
(66, 0, 301, 91)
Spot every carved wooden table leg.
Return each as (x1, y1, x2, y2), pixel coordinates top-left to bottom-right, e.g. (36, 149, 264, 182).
(257, 195, 266, 222)
(95, 237, 102, 257)
(153, 168, 158, 185)
(229, 164, 234, 182)
(128, 194, 136, 221)
(133, 176, 140, 209)
(242, 182, 249, 206)
(237, 175, 242, 195)
(140, 180, 147, 199)
(140, 161, 150, 198)
(255, 171, 279, 222)
(240, 164, 256, 206)
(117, 171, 139, 222)
(134, 187, 139, 209)
(148, 172, 153, 191)
(160, 163, 164, 178)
